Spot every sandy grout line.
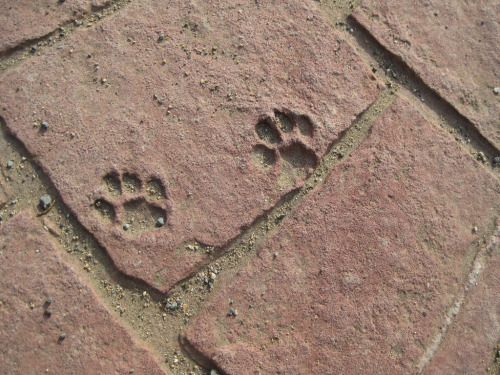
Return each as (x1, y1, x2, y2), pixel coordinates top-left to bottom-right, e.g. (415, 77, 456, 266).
(173, 89, 396, 360)
(0, 118, 184, 374)
(171, 88, 395, 293)
(0, 86, 395, 374)
(343, 16, 500, 180)
(417, 225, 500, 373)
(0, 0, 133, 73)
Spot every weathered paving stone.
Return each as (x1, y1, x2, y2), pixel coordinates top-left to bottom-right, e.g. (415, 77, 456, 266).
(0, 210, 167, 374)
(184, 98, 500, 374)
(425, 232, 500, 375)
(0, 0, 109, 54)
(0, 0, 379, 292)
(352, 1, 500, 150)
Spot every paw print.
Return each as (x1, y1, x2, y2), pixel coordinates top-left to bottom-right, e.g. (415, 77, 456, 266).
(251, 110, 319, 185)
(92, 171, 170, 237)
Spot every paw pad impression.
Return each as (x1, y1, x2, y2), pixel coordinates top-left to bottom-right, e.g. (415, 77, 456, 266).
(93, 171, 169, 237)
(251, 110, 318, 186)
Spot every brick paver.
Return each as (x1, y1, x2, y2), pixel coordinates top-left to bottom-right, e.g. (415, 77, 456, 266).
(0, 210, 167, 374)
(185, 97, 500, 374)
(352, 0, 500, 150)
(0, 0, 379, 292)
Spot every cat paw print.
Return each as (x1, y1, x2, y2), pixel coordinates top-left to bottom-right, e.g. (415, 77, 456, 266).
(92, 171, 170, 237)
(251, 110, 319, 186)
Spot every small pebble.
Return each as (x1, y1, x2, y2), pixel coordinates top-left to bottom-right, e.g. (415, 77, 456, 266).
(39, 194, 52, 210)
(165, 301, 178, 310)
(41, 121, 49, 130)
(44, 309, 52, 317)
(227, 308, 238, 317)
(6, 160, 13, 169)
(494, 87, 500, 95)
(123, 224, 130, 231)
(46, 297, 52, 304)
(59, 332, 67, 340)
(477, 151, 487, 163)
(158, 33, 165, 42)
(156, 217, 165, 227)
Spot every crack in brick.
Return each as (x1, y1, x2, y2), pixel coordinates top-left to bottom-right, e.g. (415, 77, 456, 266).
(417, 226, 500, 373)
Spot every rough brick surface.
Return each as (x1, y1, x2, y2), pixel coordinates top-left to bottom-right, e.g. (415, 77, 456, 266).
(0, 0, 108, 54)
(0, 0, 379, 292)
(184, 98, 500, 374)
(0, 210, 167, 375)
(352, 0, 500, 149)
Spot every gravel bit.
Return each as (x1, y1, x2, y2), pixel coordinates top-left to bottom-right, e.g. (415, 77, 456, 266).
(6, 160, 13, 169)
(59, 332, 67, 341)
(477, 151, 487, 163)
(227, 308, 238, 317)
(39, 194, 52, 210)
(123, 224, 130, 231)
(164, 301, 178, 310)
(156, 217, 165, 227)
(41, 121, 49, 130)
